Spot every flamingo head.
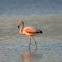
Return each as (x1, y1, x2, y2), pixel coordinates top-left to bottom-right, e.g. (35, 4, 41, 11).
(18, 21, 24, 28)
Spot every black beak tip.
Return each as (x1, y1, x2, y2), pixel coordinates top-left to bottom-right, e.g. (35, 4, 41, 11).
(18, 26, 19, 28)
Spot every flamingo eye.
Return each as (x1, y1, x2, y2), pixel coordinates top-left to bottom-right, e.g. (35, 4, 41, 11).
(19, 22, 21, 24)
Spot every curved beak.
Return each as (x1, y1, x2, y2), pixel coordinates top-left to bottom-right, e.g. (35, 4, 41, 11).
(18, 25, 20, 28)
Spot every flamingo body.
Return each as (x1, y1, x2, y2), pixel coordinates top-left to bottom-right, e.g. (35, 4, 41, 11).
(23, 26, 42, 36)
(18, 21, 43, 50)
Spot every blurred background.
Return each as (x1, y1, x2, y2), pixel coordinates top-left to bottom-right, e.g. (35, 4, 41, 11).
(0, 0, 62, 62)
(0, 0, 62, 40)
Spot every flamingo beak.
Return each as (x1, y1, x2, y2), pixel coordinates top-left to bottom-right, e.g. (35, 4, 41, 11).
(18, 25, 19, 28)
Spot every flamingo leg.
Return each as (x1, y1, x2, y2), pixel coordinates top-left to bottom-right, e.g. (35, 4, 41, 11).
(32, 36, 37, 49)
(29, 36, 31, 50)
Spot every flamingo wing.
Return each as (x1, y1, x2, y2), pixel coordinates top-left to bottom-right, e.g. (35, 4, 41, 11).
(24, 27, 39, 33)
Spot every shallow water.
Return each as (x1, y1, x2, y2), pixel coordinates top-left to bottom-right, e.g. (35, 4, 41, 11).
(0, 15, 62, 62)
(0, 36, 62, 62)
(0, 0, 62, 62)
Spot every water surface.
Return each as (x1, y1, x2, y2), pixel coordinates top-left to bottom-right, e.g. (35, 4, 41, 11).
(0, 0, 62, 62)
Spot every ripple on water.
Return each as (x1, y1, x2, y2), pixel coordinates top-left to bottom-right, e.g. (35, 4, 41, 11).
(0, 37, 62, 62)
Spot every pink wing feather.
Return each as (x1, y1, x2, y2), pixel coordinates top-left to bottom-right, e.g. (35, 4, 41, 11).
(24, 27, 39, 33)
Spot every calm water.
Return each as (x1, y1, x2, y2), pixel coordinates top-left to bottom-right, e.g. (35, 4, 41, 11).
(0, 0, 62, 62)
(0, 37, 62, 62)
(0, 15, 62, 62)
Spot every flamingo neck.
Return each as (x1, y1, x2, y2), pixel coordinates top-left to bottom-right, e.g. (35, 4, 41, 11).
(20, 23, 24, 34)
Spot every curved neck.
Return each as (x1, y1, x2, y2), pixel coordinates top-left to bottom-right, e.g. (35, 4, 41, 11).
(20, 23, 24, 34)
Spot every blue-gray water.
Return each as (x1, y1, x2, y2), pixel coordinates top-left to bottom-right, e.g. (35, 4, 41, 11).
(0, 0, 62, 62)
(0, 15, 62, 62)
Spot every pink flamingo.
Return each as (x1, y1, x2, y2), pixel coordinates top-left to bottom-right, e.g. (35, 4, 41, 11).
(18, 21, 43, 49)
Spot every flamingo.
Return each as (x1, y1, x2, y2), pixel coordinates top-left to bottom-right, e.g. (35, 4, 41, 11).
(18, 21, 43, 49)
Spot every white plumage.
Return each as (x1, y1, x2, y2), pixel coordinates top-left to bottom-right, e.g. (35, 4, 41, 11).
(18, 21, 43, 50)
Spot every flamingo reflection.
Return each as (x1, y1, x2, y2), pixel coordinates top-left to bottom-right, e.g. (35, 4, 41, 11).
(19, 50, 42, 62)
